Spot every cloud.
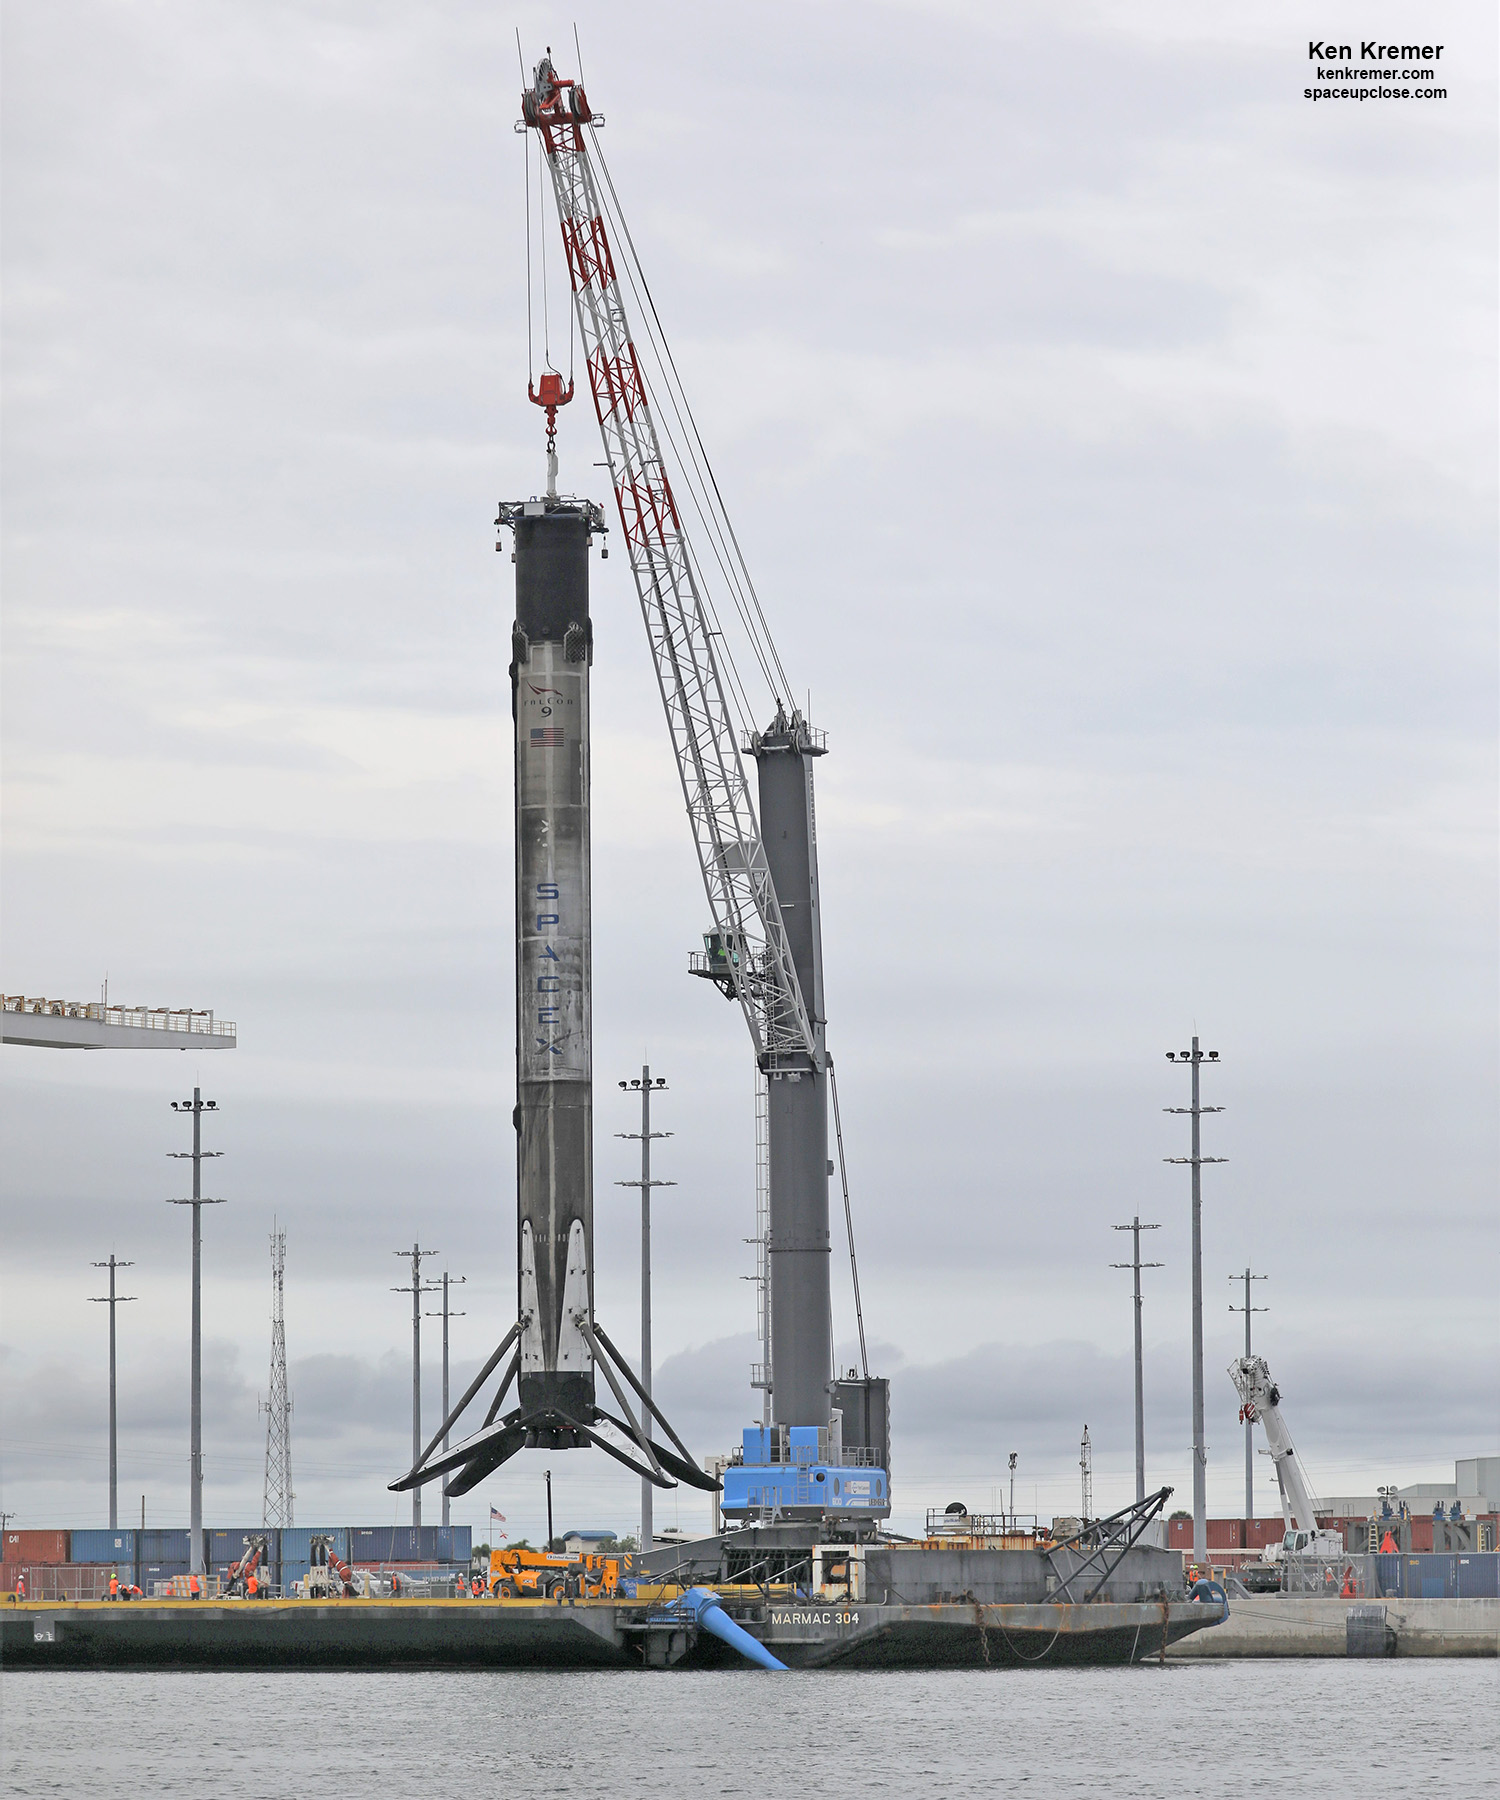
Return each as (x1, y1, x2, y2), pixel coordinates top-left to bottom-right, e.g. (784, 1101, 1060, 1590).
(1, 0, 1493, 1541)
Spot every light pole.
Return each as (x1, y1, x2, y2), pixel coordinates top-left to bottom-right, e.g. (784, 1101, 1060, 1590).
(167, 1089, 225, 1577)
(616, 1068, 673, 1553)
(1165, 1039, 1225, 1569)
(425, 1272, 467, 1530)
(1110, 1217, 1163, 1505)
(1229, 1268, 1268, 1520)
(1007, 1452, 1018, 1529)
(392, 1244, 440, 1530)
(88, 1256, 137, 1530)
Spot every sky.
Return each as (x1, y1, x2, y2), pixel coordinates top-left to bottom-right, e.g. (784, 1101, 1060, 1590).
(2, 1, 1495, 1550)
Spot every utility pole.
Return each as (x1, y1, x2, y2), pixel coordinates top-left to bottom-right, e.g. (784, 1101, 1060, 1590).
(88, 1256, 137, 1530)
(1079, 1425, 1093, 1523)
(391, 1244, 440, 1530)
(1229, 1267, 1268, 1520)
(1111, 1217, 1163, 1505)
(1165, 1038, 1225, 1569)
(424, 1272, 467, 1529)
(167, 1088, 225, 1577)
(615, 1067, 673, 1553)
(1008, 1452, 1017, 1529)
(260, 1222, 294, 1530)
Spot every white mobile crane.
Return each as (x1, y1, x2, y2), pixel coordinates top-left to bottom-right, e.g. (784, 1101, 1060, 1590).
(1228, 1355, 1344, 1566)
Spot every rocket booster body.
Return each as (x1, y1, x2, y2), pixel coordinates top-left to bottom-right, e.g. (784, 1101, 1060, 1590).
(511, 501, 599, 1434)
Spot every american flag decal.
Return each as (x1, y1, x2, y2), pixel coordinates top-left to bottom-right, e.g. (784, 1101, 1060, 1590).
(529, 727, 565, 748)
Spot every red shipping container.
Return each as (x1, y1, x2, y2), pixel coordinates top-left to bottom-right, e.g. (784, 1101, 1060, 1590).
(2, 1531, 69, 1565)
(1206, 1520, 1245, 1550)
(1, 1563, 20, 1593)
(1409, 1516, 1434, 1552)
(1168, 1519, 1192, 1548)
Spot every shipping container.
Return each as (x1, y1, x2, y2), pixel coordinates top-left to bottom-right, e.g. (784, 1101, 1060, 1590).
(140, 1529, 191, 1562)
(1206, 1520, 1244, 1551)
(278, 1527, 348, 1564)
(278, 1559, 311, 1594)
(1402, 1553, 1455, 1599)
(70, 1529, 136, 1564)
(1408, 1516, 1435, 1553)
(2, 1530, 70, 1564)
(208, 1528, 264, 1565)
(1244, 1519, 1286, 1548)
(349, 1526, 423, 1563)
(1455, 1553, 1499, 1599)
(141, 1561, 190, 1583)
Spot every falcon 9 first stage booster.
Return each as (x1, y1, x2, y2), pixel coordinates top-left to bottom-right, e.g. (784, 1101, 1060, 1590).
(506, 470, 604, 1434)
(390, 382, 712, 1501)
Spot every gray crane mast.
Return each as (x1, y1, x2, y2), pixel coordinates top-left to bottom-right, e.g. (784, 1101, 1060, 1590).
(753, 707, 832, 1429)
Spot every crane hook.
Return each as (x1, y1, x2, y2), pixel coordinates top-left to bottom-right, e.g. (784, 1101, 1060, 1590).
(529, 371, 574, 497)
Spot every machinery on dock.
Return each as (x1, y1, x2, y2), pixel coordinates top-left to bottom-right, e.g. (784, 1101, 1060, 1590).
(1229, 1354, 1345, 1586)
(305, 1534, 359, 1598)
(221, 1533, 268, 1597)
(487, 1544, 626, 1600)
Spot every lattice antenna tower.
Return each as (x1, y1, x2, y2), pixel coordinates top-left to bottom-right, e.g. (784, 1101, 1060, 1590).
(260, 1220, 294, 1528)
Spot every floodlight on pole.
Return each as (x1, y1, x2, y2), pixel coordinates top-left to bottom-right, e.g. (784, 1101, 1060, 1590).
(166, 1088, 226, 1575)
(1164, 1037, 1225, 1569)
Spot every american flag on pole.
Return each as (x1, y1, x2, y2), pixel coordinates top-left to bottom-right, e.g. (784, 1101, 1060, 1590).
(489, 1505, 507, 1540)
(530, 727, 564, 748)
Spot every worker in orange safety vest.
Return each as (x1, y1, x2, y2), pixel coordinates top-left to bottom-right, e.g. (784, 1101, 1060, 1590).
(189, 1571, 201, 1600)
(246, 1570, 258, 1598)
(109, 1573, 120, 1600)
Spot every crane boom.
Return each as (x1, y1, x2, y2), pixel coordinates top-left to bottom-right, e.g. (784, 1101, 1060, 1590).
(520, 56, 816, 1072)
(1228, 1354, 1320, 1533)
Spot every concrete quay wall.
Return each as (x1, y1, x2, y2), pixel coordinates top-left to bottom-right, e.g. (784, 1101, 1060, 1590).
(1168, 1596, 1499, 1658)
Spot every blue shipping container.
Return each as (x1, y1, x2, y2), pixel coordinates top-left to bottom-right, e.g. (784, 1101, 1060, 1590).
(278, 1528, 348, 1564)
(142, 1562, 190, 1583)
(1403, 1554, 1456, 1599)
(1374, 1553, 1400, 1597)
(1455, 1553, 1499, 1599)
(350, 1526, 423, 1563)
(140, 1530, 191, 1562)
(71, 1529, 136, 1564)
(209, 1528, 264, 1565)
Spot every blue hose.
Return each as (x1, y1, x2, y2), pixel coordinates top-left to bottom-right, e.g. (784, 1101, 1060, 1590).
(677, 1586, 787, 1670)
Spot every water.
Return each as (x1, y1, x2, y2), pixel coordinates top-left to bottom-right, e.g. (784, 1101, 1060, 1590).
(2, 1662, 1494, 1796)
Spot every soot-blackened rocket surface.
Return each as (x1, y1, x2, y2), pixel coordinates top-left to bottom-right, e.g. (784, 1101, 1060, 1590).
(389, 478, 712, 1504)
